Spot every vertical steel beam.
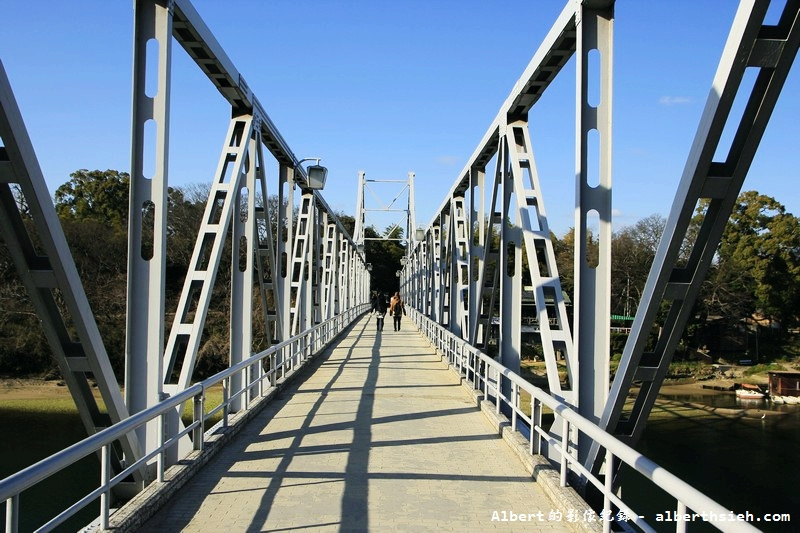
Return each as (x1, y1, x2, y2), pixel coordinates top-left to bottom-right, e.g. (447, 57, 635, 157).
(353, 171, 366, 245)
(406, 172, 417, 251)
(162, 116, 254, 395)
(339, 237, 351, 312)
(505, 121, 576, 404)
(126, 0, 173, 456)
(439, 208, 453, 326)
(253, 135, 282, 348)
(230, 125, 259, 411)
(276, 163, 295, 347)
(498, 136, 523, 377)
(574, 4, 613, 458)
(289, 193, 316, 336)
(429, 223, 444, 324)
(319, 216, 338, 321)
(467, 167, 486, 346)
(449, 197, 470, 337)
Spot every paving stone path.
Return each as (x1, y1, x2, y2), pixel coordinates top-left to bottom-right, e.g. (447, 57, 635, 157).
(139, 316, 572, 532)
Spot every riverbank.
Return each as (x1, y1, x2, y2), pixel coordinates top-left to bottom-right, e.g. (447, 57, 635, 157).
(0, 377, 90, 400)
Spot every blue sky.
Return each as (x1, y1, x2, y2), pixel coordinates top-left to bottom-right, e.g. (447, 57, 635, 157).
(1, 1, 799, 238)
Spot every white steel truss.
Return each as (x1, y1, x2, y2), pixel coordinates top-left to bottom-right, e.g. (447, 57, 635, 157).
(125, 0, 370, 468)
(0, 61, 144, 485)
(7, 0, 798, 505)
(163, 115, 255, 394)
(591, 0, 800, 473)
(401, 0, 612, 465)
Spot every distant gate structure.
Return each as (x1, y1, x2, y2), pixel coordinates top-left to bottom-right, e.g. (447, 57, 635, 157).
(353, 170, 418, 247)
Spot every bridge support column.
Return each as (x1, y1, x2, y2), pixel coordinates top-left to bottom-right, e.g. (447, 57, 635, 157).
(574, 2, 614, 465)
(126, 0, 174, 467)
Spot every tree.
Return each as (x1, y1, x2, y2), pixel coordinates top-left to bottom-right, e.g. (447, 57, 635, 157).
(611, 214, 666, 317)
(54, 169, 130, 227)
(711, 191, 800, 329)
(553, 228, 575, 301)
(365, 225, 406, 294)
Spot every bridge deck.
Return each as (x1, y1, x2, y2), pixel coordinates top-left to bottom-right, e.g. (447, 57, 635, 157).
(139, 315, 569, 532)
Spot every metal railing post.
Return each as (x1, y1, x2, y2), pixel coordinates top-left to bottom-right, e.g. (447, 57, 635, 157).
(531, 398, 541, 455)
(193, 394, 205, 452)
(100, 444, 111, 529)
(495, 367, 501, 414)
(676, 501, 688, 533)
(6, 495, 19, 533)
(560, 416, 569, 487)
(603, 450, 613, 533)
(157, 413, 166, 482)
(511, 382, 518, 432)
(222, 378, 230, 428)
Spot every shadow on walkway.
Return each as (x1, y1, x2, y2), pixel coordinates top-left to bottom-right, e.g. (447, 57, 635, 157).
(138, 315, 557, 532)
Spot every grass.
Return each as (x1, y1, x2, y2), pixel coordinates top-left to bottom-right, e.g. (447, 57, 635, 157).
(0, 383, 227, 529)
(0, 397, 102, 531)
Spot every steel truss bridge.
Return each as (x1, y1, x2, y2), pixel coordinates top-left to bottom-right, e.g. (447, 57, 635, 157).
(1, 0, 797, 531)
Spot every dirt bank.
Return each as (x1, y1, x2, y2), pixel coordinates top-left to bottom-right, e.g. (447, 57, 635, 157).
(0, 378, 74, 401)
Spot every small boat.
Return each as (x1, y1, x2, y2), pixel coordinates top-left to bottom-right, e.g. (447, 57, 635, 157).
(736, 383, 766, 399)
(770, 395, 800, 405)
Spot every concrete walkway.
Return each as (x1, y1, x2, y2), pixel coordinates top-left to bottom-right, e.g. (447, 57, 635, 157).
(138, 316, 573, 532)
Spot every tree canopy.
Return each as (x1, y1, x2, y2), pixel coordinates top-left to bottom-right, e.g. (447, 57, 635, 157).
(2, 171, 799, 378)
(703, 191, 800, 329)
(54, 169, 130, 226)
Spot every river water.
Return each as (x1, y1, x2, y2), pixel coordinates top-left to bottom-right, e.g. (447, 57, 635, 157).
(621, 391, 800, 532)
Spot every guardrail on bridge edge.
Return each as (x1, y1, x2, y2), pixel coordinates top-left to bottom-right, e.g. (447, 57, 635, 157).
(0, 303, 370, 533)
(408, 307, 759, 533)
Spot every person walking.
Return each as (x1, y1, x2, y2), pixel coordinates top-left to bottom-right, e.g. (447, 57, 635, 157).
(375, 292, 387, 332)
(389, 292, 405, 331)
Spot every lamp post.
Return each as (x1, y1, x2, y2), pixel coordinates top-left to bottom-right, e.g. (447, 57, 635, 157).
(296, 157, 327, 190)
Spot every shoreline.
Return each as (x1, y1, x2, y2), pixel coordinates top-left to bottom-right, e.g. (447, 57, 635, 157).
(4, 376, 798, 421)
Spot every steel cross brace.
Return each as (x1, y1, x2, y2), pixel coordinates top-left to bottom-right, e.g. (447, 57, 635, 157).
(0, 61, 144, 486)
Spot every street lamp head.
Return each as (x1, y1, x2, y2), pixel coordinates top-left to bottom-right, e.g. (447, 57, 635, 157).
(297, 157, 327, 190)
(415, 227, 425, 241)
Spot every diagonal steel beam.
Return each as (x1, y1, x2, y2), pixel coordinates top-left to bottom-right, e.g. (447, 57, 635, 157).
(1, 60, 144, 485)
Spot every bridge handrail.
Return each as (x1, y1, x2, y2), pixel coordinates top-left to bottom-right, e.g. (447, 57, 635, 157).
(409, 308, 759, 533)
(0, 303, 369, 533)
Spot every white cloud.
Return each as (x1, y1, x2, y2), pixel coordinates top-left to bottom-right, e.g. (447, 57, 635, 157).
(659, 96, 693, 106)
(436, 155, 460, 166)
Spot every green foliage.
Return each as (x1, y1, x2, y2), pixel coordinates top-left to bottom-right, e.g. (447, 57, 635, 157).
(609, 331, 628, 357)
(611, 214, 665, 317)
(5, 168, 800, 383)
(742, 363, 772, 377)
(54, 169, 130, 226)
(364, 225, 406, 294)
(718, 191, 800, 328)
